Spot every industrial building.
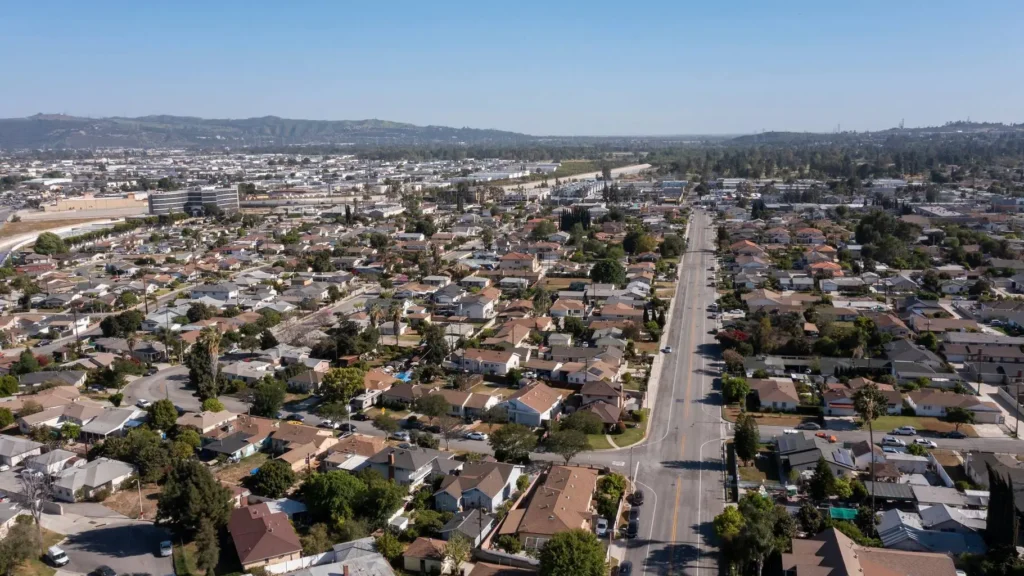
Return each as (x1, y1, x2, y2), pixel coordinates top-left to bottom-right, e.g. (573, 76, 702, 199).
(148, 188, 239, 215)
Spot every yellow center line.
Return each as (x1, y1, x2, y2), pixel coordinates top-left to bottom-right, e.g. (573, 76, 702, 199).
(668, 433, 686, 571)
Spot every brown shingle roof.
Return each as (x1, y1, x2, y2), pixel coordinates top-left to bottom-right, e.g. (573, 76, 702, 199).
(514, 466, 597, 537)
(227, 503, 301, 565)
(507, 382, 562, 413)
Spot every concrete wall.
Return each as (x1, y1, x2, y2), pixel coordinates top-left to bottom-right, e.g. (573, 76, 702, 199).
(44, 196, 147, 212)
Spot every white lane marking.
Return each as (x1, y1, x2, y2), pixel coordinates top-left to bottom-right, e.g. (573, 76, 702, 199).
(636, 478, 660, 576)
(696, 435, 728, 576)
(612, 461, 625, 467)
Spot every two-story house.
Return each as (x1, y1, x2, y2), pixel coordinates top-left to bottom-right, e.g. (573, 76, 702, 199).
(434, 461, 523, 513)
(366, 447, 462, 487)
(503, 382, 563, 427)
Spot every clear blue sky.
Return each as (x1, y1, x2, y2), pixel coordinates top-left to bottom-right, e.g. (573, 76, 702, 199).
(3, 0, 1022, 135)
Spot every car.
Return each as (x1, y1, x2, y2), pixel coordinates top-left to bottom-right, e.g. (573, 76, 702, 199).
(625, 520, 639, 539)
(351, 412, 369, 421)
(662, 346, 673, 353)
(159, 540, 173, 557)
(728, 309, 744, 315)
(318, 419, 335, 429)
(619, 560, 633, 576)
(397, 442, 412, 449)
(465, 431, 489, 441)
(891, 426, 916, 436)
(783, 429, 798, 435)
(338, 423, 357, 433)
(882, 447, 901, 454)
(881, 436, 906, 447)
(91, 566, 117, 576)
(913, 438, 938, 448)
(0, 464, 9, 472)
(628, 507, 641, 522)
(708, 329, 718, 335)
(945, 431, 968, 439)
(287, 413, 305, 422)
(135, 399, 152, 409)
(796, 422, 821, 431)
(145, 367, 158, 376)
(391, 430, 411, 441)
(46, 546, 69, 567)
(596, 517, 609, 538)
(631, 490, 645, 506)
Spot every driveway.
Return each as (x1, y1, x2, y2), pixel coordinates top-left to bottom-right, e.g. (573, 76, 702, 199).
(122, 365, 248, 414)
(61, 519, 173, 576)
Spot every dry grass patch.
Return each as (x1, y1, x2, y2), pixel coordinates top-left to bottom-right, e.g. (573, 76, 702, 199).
(722, 405, 812, 427)
(103, 483, 161, 519)
(215, 453, 268, 485)
(0, 218, 107, 240)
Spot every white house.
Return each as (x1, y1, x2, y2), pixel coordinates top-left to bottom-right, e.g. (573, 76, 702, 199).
(456, 349, 520, 376)
(503, 382, 563, 428)
(434, 461, 523, 513)
(52, 458, 134, 502)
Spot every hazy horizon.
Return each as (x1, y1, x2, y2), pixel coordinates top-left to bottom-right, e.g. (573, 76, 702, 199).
(3, 0, 1022, 136)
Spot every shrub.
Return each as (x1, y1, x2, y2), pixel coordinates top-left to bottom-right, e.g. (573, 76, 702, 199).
(516, 474, 530, 492)
(496, 534, 522, 554)
(90, 488, 112, 502)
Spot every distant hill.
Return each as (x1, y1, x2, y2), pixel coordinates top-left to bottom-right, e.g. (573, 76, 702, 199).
(726, 122, 1024, 146)
(0, 114, 537, 149)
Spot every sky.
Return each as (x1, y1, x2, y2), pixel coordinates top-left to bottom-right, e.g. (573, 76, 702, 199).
(2, 0, 1023, 136)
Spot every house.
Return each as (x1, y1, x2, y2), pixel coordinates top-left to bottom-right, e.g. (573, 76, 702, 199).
(747, 378, 800, 411)
(500, 466, 598, 549)
(550, 299, 586, 318)
(504, 382, 564, 427)
(579, 379, 624, 408)
(366, 447, 462, 487)
(25, 449, 81, 475)
(434, 461, 523, 513)
(782, 528, 958, 576)
(203, 415, 276, 460)
(823, 380, 902, 417)
(0, 437, 43, 467)
(79, 408, 144, 441)
(321, 434, 388, 473)
(427, 389, 500, 419)
(287, 370, 325, 393)
(403, 537, 451, 575)
(438, 508, 496, 548)
(176, 410, 239, 434)
(191, 283, 239, 301)
(52, 458, 134, 502)
(877, 508, 986, 555)
(499, 252, 539, 272)
(456, 348, 520, 376)
(904, 390, 1003, 423)
(228, 503, 303, 570)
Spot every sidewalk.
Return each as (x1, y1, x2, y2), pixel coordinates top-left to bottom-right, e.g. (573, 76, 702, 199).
(979, 383, 1022, 438)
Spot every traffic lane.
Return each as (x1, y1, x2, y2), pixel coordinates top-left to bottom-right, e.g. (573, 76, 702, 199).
(62, 520, 173, 576)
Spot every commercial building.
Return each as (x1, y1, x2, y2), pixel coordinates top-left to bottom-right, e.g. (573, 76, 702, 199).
(148, 187, 239, 215)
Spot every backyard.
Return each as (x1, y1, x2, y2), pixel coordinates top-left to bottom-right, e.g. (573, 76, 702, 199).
(736, 447, 779, 484)
(14, 528, 64, 576)
(214, 453, 269, 485)
(103, 483, 162, 519)
(722, 405, 815, 427)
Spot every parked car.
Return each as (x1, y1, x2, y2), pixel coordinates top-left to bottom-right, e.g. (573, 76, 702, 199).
(91, 567, 116, 576)
(882, 447, 901, 454)
(631, 490, 645, 506)
(318, 419, 335, 429)
(662, 346, 672, 353)
(46, 546, 69, 567)
(596, 517, 609, 538)
(135, 399, 152, 409)
(881, 436, 906, 447)
(286, 413, 305, 422)
(159, 541, 173, 557)
(944, 431, 968, 439)
(339, 423, 357, 433)
(783, 429, 798, 435)
(391, 430, 411, 441)
(795, 422, 821, 431)
(891, 426, 916, 436)
(351, 412, 369, 421)
(465, 431, 489, 441)
(620, 560, 633, 576)
(628, 507, 641, 522)
(625, 520, 639, 539)
(913, 438, 938, 448)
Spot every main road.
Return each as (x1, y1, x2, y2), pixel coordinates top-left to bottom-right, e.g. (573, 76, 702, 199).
(616, 206, 728, 575)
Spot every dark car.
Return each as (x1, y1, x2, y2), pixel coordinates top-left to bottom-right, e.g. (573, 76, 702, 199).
(351, 412, 369, 421)
(795, 422, 821, 431)
(945, 431, 968, 439)
(338, 423, 357, 433)
(628, 507, 641, 522)
(287, 413, 305, 422)
(631, 490, 645, 506)
(91, 567, 117, 576)
(625, 520, 639, 539)
(619, 560, 633, 576)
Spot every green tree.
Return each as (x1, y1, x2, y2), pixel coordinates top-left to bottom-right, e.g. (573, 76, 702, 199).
(194, 518, 220, 576)
(415, 393, 450, 424)
(443, 533, 471, 575)
(734, 413, 759, 465)
(0, 522, 42, 573)
(373, 413, 399, 434)
(795, 501, 824, 534)
(496, 534, 523, 554)
(589, 259, 626, 286)
(301, 523, 334, 555)
(33, 232, 66, 255)
(250, 377, 285, 417)
(853, 382, 887, 511)
(375, 531, 403, 563)
(260, 329, 279, 350)
(176, 428, 202, 449)
(301, 471, 367, 526)
(809, 457, 836, 501)
(0, 408, 14, 429)
(559, 411, 604, 435)
(201, 397, 225, 412)
(420, 322, 451, 365)
(12, 349, 39, 375)
(722, 376, 750, 404)
(157, 459, 232, 538)
(148, 399, 179, 431)
(945, 406, 975, 432)
(539, 528, 606, 576)
(251, 458, 297, 498)
(321, 367, 365, 404)
(489, 423, 537, 463)
(60, 422, 80, 443)
(0, 375, 19, 397)
(547, 429, 588, 465)
(714, 505, 745, 541)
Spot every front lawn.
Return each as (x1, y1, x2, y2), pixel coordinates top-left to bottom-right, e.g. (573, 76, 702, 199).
(587, 434, 614, 450)
(613, 410, 649, 447)
(14, 528, 64, 576)
(214, 453, 269, 485)
(722, 405, 813, 427)
(863, 415, 977, 437)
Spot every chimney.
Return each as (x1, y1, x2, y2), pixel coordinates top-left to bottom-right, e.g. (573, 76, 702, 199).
(343, 566, 349, 576)
(388, 452, 396, 481)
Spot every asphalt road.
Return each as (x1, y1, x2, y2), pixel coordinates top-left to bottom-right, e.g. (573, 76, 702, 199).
(617, 207, 727, 576)
(759, 424, 1024, 454)
(61, 519, 173, 576)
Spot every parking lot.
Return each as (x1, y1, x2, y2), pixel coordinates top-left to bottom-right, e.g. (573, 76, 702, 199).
(61, 520, 173, 576)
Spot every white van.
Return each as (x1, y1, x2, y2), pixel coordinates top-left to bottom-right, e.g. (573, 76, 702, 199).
(47, 546, 69, 567)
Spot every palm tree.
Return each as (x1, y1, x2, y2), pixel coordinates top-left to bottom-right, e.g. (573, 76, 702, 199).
(199, 327, 222, 377)
(126, 334, 137, 361)
(853, 383, 888, 512)
(389, 304, 402, 347)
(369, 304, 383, 349)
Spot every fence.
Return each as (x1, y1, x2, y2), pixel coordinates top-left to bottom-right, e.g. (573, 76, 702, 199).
(263, 552, 332, 575)
(928, 453, 955, 488)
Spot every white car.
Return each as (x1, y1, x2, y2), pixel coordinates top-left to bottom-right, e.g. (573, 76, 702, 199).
(595, 517, 609, 538)
(891, 426, 917, 436)
(782, 429, 799, 435)
(390, 431, 411, 441)
(913, 438, 938, 448)
(465, 431, 489, 441)
(135, 399, 152, 409)
(159, 541, 173, 557)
